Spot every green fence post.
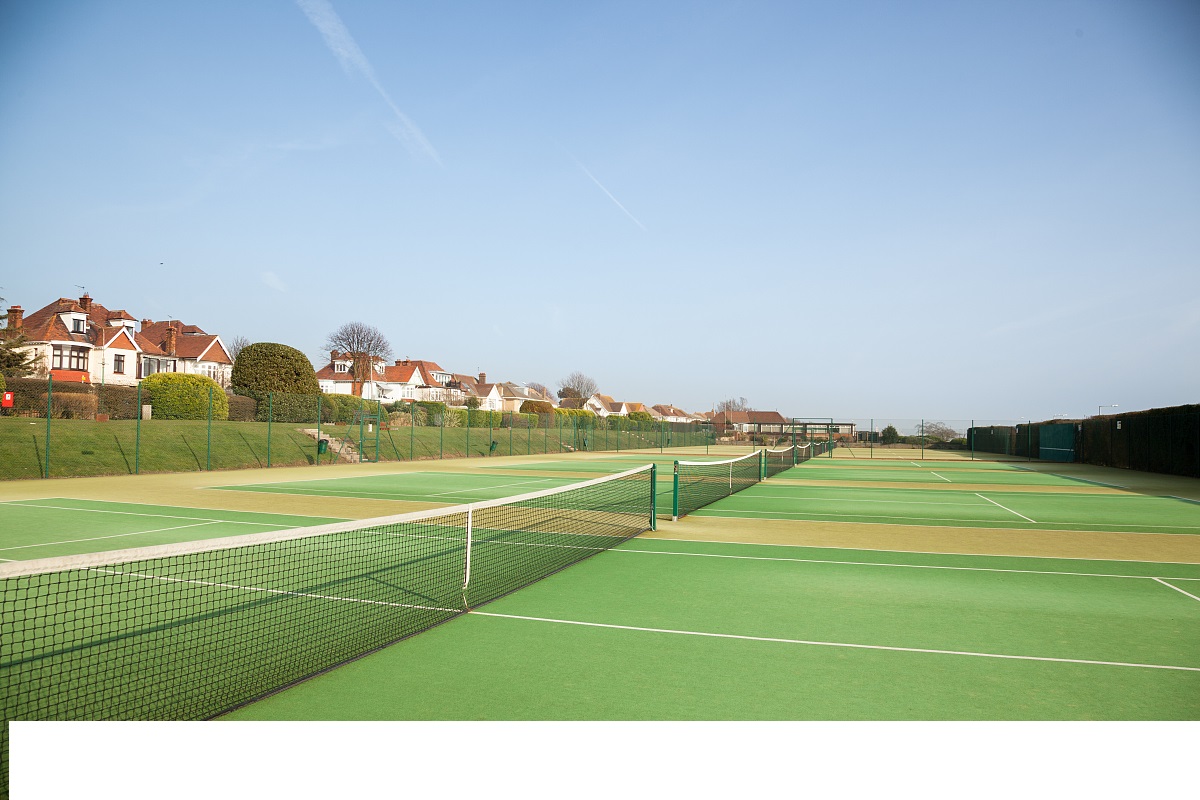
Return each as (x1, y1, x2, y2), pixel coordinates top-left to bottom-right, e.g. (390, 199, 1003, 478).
(508, 413, 513, 456)
(266, 392, 273, 468)
(410, 402, 415, 461)
(206, 385, 213, 471)
(44, 375, 52, 478)
(463, 411, 468, 459)
(375, 401, 382, 462)
(316, 394, 322, 465)
(135, 382, 142, 475)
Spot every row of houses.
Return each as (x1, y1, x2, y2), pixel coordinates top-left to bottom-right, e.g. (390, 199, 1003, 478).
(1, 293, 724, 423)
(2, 295, 232, 387)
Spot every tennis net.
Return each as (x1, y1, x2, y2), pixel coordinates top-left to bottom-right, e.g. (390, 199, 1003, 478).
(0, 464, 656, 791)
(763, 442, 810, 477)
(671, 451, 763, 520)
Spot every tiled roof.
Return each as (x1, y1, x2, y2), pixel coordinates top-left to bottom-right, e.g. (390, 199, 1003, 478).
(558, 397, 587, 409)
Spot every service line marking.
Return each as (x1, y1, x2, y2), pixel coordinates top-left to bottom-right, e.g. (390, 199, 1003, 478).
(473, 612, 1200, 673)
(930, 472, 952, 482)
(0, 522, 224, 554)
(1153, 578, 1200, 604)
(975, 493, 1037, 523)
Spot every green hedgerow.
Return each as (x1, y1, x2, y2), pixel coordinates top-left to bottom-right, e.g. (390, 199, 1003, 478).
(143, 373, 229, 420)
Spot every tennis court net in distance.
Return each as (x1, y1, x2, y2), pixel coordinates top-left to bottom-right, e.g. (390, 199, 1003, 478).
(763, 442, 821, 477)
(671, 451, 763, 520)
(0, 464, 656, 792)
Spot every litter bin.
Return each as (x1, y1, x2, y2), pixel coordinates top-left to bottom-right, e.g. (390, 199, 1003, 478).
(488, 440, 498, 454)
(318, 438, 329, 454)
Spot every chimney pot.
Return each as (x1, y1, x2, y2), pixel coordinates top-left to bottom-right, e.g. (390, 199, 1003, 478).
(478, 372, 486, 383)
(79, 293, 92, 311)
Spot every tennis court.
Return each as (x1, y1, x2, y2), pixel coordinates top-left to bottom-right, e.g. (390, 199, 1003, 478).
(3, 446, 1200, 796)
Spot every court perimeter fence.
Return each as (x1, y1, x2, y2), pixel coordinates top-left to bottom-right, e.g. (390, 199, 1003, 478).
(823, 409, 1199, 479)
(0, 377, 714, 481)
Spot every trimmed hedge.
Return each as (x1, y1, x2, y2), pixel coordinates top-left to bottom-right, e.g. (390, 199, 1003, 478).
(231, 342, 320, 397)
(520, 400, 554, 414)
(228, 394, 258, 422)
(554, 407, 596, 420)
(143, 373, 229, 420)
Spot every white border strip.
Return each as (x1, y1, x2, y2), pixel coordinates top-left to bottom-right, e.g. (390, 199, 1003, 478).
(0, 464, 655, 580)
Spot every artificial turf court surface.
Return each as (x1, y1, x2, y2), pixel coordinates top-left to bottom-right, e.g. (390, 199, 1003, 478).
(3, 449, 1199, 723)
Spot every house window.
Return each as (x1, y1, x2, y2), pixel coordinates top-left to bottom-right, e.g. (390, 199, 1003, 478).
(72, 319, 85, 333)
(142, 358, 177, 377)
(52, 346, 89, 371)
(335, 363, 348, 373)
(113, 354, 125, 374)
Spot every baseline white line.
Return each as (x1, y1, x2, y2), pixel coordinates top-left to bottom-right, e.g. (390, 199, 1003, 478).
(745, 494, 985, 507)
(634, 534, 1200, 567)
(692, 509, 1200, 536)
(2, 501, 322, 527)
(974, 494, 1037, 523)
(0, 522, 224, 553)
(471, 612, 1200, 673)
(1152, 578, 1200, 604)
(427, 478, 562, 498)
(611, 547, 1189, 582)
(929, 472, 952, 482)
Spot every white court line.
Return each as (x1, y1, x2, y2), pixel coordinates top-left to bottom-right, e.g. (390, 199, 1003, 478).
(746, 494, 985, 507)
(911, 462, 923, 468)
(90, 566, 460, 614)
(1153, 578, 1200, 604)
(975, 494, 1037, 523)
(635, 534, 1200, 567)
(929, 472, 952, 482)
(471, 612, 1200, 673)
(0, 501, 316, 527)
(0, 522, 224, 553)
(694, 508, 1200, 535)
(612, 547, 1195, 582)
(426, 478, 562, 498)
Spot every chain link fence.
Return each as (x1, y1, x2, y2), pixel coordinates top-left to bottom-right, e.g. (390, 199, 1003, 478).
(0, 377, 714, 480)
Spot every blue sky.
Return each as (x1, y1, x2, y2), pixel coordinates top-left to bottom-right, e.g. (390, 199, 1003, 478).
(2, 0, 1197, 420)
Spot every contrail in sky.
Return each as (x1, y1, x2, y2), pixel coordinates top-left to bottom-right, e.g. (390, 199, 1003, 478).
(295, 0, 441, 165)
(573, 157, 647, 231)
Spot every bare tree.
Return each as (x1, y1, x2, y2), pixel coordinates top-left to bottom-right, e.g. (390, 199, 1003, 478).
(325, 322, 393, 395)
(558, 371, 598, 400)
(921, 421, 960, 442)
(227, 335, 251, 363)
(716, 397, 751, 413)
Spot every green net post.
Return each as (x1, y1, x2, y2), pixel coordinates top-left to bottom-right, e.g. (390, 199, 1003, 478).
(671, 460, 680, 521)
(650, 463, 657, 531)
(43, 374, 52, 478)
(135, 382, 142, 475)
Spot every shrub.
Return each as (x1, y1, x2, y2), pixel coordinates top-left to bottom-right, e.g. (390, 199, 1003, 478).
(231, 342, 320, 397)
(464, 396, 481, 410)
(228, 394, 258, 422)
(259, 392, 324, 423)
(554, 407, 596, 420)
(520, 400, 554, 415)
(44, 391, 98, 419)
(143, 373, 229, 420)
(628, 411, 654, 423)
(96, 385, 141, 419)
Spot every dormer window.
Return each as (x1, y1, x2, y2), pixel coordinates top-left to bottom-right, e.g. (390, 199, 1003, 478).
(335, 362, 348, 373)
(72, 319, 85, 333)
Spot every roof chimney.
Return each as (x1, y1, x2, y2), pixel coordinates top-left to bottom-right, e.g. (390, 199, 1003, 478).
(5, 305, 23, 330)
(478, 372, 486, 383)
(79, 293, 92, 311)
(165, 325, 177, 356)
